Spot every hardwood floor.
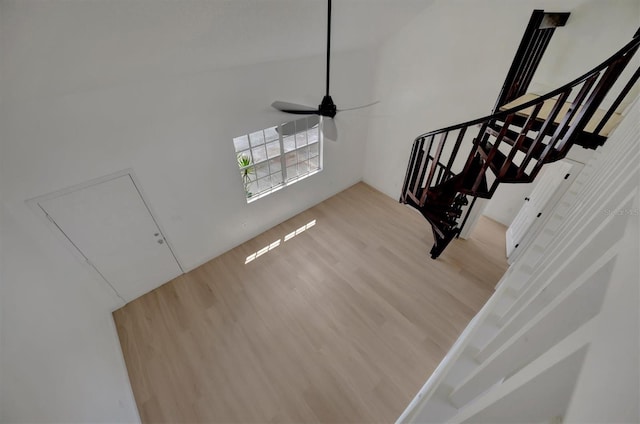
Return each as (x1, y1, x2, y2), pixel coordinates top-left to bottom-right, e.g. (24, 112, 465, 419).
(114, 182, 508, 423)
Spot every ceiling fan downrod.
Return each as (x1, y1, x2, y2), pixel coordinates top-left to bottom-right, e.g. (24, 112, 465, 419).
(271, 0, 378, 140)
(318, 0, 337, 118)
(325, 0, 332, 97)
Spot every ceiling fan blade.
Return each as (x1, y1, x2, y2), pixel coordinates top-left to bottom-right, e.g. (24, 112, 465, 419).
(276, 115, 320, 137)
(337, 100, 380, 112)
(271, 101, 319, 115)
(323, 117, 337, 142)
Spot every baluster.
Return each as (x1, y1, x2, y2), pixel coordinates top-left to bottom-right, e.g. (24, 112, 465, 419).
(460, 122, 491, 181)
(401, 137, 423, 202)
(517, 90, 571, 179)
(413, 135, 434, 203)
(557, 54, 635, 153)
(592, 66, 640, 136)
(550, 74, 599, 149)
(445, 127, 468, 178)
(420, 132, 448, 205)
(499, 102, 544, 179)
(436, 166, 444, 186)
(407, 138, 426, 201)
(530, 75, 600, 178)
(472, 115, 514, 193)
(518, 30, 553, 98)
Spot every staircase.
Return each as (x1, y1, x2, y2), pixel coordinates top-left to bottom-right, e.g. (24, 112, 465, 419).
(400, 14, 640, 259)
(397, 84, 640, 424)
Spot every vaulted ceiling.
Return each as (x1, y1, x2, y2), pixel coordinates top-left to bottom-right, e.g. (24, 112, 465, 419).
(1, 0, 432, 101)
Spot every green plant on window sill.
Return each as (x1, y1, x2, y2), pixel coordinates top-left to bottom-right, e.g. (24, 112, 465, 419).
(237, 153, 255, 198)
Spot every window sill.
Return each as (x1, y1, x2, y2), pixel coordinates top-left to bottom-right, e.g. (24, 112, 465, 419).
(246, 168, 322, 204)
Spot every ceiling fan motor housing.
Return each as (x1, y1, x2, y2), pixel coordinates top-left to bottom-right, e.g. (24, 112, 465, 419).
(319, 95, 337, 118)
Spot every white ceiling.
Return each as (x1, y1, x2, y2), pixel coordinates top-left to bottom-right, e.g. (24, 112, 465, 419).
(1, 0, 433, 100)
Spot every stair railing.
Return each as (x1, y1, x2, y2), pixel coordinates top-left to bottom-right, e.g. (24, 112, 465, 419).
(401, 31, 640, 256)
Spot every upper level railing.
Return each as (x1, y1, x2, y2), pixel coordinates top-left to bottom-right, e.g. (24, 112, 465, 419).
(402, 32, 640, 215)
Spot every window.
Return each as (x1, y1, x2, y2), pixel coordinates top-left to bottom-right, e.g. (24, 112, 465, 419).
(233, 116, 322, 202)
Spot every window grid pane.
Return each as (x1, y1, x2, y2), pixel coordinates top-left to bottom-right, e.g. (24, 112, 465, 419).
(309, 143, 319, 157)
(269, 158, 282, 173)
(295, 120, 307, 148)
(283, 135, 296, 153)
(256, 162, 269, 179)
(307, 128, 319, 145)
(264, 126, 279, 142)
(233, 135, 250, 152)
(249, 131, 265, 147)
(266, 141, 280, 159)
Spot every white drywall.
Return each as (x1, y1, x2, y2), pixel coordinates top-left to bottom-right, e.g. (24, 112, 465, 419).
(363, 0, 639, 223)
(0, 1, 378, 421)
(1, 0, 638, 422)
(0, 4, 4, 418)
(0, 170, 4, 423)
(0, 0, 429, 104)
(2, 47, 376, 272)
(0, 218, 4, 421)
(482, 181, 538, 227)
(563, 193, 639, 423)
(0, 209, 139, 423)
(0, 164, 5, 423)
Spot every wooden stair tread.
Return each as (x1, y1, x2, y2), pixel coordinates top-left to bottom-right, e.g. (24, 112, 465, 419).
(500, 93, 623, 137)
(478, 142, 524, 182)
(485, 125, 552, 162)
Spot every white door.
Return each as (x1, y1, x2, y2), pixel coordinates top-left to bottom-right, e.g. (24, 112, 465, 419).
(506, 160, 576, 258)
(38, 174, 182, 302)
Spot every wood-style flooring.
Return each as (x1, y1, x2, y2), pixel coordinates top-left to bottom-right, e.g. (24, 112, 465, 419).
(114, 182, 508, 423)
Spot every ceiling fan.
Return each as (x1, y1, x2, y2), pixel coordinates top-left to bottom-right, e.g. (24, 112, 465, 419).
(271, 0, 378, 141)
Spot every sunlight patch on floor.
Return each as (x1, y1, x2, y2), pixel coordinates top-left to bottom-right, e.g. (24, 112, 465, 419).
(245, 219, 317, 264)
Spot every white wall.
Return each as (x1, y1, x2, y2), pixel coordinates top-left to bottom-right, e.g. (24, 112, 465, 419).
(0, 210, 140, 423)
(482, 181, 539, 227)
(1, 0, 637, 422)
(0, 4, 4, 419)
(2, 48, 376, 272)
(0, 196, 4, 422)
(363, 0, 639, 222)
(0, 2, 377, 421)
(563, 195, 639, 422)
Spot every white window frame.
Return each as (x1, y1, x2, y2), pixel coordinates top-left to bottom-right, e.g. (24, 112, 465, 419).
(234, 116, 323, 203)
